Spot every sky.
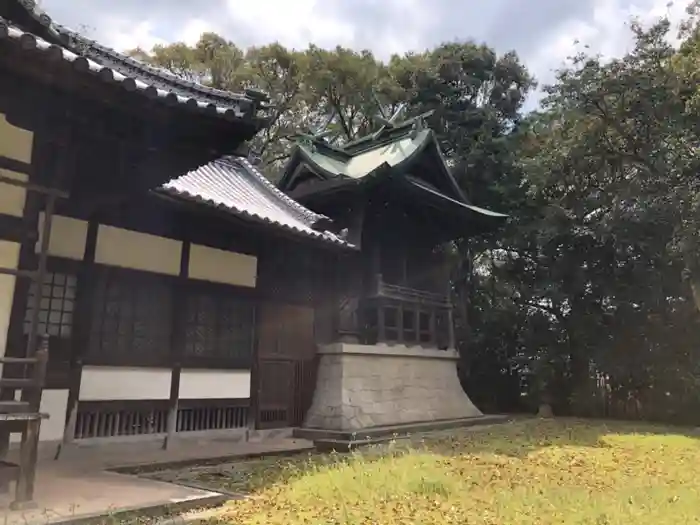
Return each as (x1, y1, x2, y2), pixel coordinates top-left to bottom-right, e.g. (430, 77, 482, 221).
(39, 0, 692, 109)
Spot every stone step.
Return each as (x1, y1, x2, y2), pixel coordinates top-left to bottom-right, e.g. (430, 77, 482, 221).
(298, 414, 512, 452)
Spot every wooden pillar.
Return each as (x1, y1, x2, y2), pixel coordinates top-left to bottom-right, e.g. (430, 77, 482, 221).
(56, 218, 98, 458)
(445, 247, 455, 350)
(11, 418, 40, 509)
(377, 300, 386, 343)
(163, 240, 189, 450)
(396, 303, 404, 345)
(446, 305, 455, 350)
(12, 338, 48, 509)
(249, 300, 261, 430)
(414, 307, 420, 347)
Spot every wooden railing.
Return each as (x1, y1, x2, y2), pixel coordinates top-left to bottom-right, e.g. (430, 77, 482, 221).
(376, 281, 449, 306)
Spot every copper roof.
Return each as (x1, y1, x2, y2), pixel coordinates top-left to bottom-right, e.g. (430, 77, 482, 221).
(160, 157, 353, 248)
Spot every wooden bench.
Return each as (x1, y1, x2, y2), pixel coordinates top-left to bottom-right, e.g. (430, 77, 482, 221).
(0, 340, 49, 510)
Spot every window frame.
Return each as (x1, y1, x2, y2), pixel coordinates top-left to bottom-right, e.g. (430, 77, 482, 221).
(84, 264, 177, 368)
(83, 265, 258, 370)
(180, 278, 257, 370)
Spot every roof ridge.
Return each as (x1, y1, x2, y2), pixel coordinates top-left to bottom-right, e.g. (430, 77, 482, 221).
(54, 24, 253, 105)
(0, 18, 253, 120)
(12, 1, 259, 108)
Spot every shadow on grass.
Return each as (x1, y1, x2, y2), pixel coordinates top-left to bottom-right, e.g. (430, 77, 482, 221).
(141, 417, 700, 497)
(422, 417, 700, 459)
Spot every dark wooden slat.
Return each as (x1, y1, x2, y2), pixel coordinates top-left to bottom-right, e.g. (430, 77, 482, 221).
(0, 401, 31, 414)
(0, 174, 69, 198)
(0, 378, 36, 388)
(0, 267, 38, 279)
(0, 357, 37, 364)
(0, 155, 32, 176)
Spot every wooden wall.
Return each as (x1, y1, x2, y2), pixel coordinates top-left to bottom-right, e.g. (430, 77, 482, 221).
(0, 61, 346, 437)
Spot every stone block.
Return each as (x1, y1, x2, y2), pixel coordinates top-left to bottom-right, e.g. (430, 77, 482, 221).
(303, 343, 482, 431)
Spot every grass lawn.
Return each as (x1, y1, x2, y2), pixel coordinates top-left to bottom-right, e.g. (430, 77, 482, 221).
(175, 418, 700, 524)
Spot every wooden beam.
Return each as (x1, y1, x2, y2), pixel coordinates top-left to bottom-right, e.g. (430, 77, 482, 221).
(0, 155, 32, 176)
(0, 174, 68, 199)
(163, 240, 190, 450)
(55, 218, 98, 459)
(23, 193, 56, 359)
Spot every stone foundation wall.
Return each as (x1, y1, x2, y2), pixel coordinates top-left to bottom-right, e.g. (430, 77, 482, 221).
(303, 343, 482, 431)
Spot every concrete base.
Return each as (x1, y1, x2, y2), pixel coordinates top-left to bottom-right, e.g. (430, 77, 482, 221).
(295, 414, 511, 452)
(303, 343, 482, 431)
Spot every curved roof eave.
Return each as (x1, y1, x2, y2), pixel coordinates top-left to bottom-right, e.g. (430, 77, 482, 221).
(8, 0, 263, 121)
(159, 155, 355, 249)
(0, 18, 260, 125)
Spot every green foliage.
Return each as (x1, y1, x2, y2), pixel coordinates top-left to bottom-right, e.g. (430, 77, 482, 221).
(463, 8, 700, 423)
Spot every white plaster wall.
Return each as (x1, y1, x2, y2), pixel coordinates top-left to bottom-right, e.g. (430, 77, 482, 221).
(95, 225, 182, 276)
(188, 243, 257, 288)
(36, 213, 88, 260)
(0, 241, 20, 372)
(0, 113, 33, 163)
(78, 366, 172, 401)
(179, 369, 251, 399)
(0, 168, 28, 218)
(0, 112, 32, 373)
(10, 389, 68, 443)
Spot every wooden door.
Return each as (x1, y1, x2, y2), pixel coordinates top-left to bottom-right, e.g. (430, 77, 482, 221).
(256, 304, 317, 428)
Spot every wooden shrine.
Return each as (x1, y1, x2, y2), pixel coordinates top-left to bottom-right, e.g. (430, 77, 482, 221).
(278, 109, 507, 434)
(278, 110, 507, 350)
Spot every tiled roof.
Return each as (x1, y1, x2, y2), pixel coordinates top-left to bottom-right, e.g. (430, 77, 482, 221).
(14, 0, 52, 29)
(160, 157, 353, 248)
(0, 15, 259, 121)
(54, 25, 262, 111)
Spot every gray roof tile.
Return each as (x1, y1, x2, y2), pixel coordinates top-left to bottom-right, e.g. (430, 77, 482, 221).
(0, 17, 257, 122)
(161, 157, 353, 248)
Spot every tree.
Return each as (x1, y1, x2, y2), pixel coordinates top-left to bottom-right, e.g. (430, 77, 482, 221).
(487, 13, 700, 421)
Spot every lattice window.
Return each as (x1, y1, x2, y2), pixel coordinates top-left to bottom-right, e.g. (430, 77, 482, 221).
(87, 269, 174, 365)
(24, 272, 76, 338)
(184, 289, 254, 365)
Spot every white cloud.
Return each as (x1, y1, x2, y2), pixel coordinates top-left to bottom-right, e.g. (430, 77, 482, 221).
(40, 0, 695, 111)
(223, 0, 356, 50)
(100, 19, 167, 51)
(179, 18, 215, 46)
(525, 0, 691, 106)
